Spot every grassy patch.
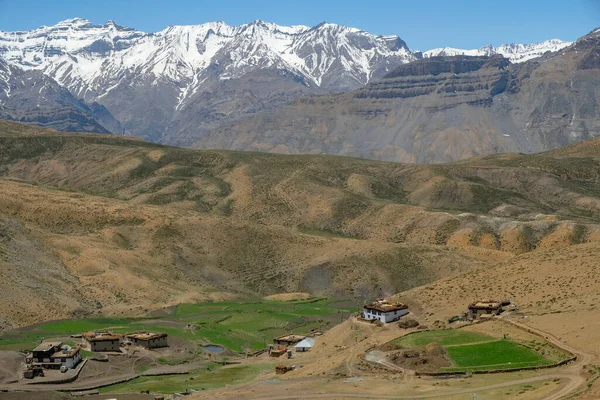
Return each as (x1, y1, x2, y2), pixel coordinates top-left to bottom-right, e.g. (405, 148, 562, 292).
(443, 340, 551, 371)
(1, 299, 353, 354)
(100, 363, 271, 394)
(393, 329, 494, 348)
(393, 330, 554, 372)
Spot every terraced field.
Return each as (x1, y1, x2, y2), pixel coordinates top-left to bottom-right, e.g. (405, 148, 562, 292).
(0, 298, 356, 354)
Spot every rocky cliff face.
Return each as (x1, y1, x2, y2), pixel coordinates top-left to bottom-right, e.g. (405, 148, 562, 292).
(0, 59, 113, 133)
(194, 30, 600, 163)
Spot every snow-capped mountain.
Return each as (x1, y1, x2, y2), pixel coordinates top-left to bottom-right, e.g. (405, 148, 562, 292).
(0, 58, 117, 133)
(0, 18, 419, 142)
(0, 18, 577, 145)
(0, 18, 416, 97)
(423, 39, 572, 63)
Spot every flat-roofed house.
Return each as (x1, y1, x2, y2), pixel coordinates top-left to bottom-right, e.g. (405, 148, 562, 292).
(468, 300, 503, 319)
(50, 346, 82, 369)
(363, 300, 409, 323)
(83, 331, 121, 352)
(125, 331, 168, 349)
(273, 334, 306, 346)
(31, 342, 62, 364)
(31, 342, 81, 370)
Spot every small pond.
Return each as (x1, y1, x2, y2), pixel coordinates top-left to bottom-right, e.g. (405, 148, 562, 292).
(201, 345, 225, 353)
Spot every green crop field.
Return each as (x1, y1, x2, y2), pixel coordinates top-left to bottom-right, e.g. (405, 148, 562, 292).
(443, 340, 551, 372)
(391, 329, 556, 373)
(100, 363, 272, 394)
(392, 329, 494, 348)
(0, 298, 356, 353)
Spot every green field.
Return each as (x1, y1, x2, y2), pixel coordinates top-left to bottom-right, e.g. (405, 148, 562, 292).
(100, 363, 271, 394)
(0, 298, 356, 353)
(443, 340, 551, 372)
(393, 329, 493, 348)
(393, 329, 555, 373)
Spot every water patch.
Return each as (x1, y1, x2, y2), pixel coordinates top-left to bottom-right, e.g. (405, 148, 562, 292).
(201, 345, 225, 353)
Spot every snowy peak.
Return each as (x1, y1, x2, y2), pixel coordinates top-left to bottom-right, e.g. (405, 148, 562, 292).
(424, 39, 572, 63)
(0, 18, 418, 97)
(0, 18, 144, 69)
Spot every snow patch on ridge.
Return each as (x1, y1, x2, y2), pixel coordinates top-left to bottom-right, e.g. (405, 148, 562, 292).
(0, 18, 418, 106)
(424, 39, 572, 63)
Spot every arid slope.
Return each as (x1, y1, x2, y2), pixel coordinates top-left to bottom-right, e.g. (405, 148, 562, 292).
(2, 119, 600, 331)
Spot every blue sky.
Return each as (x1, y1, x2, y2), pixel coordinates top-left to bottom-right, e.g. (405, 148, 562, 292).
(0, 0, 598, 50)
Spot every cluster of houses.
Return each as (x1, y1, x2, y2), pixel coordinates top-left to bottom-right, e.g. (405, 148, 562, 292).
(361, 298, 511, 326)
(269, 334, 317, 359)
(24, 330, 168, 378)
(82, 330, 169, 352)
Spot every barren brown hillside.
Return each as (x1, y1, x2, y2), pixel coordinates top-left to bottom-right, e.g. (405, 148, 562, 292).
(2, 119, 600, 331)
(394, 241, 600, 397)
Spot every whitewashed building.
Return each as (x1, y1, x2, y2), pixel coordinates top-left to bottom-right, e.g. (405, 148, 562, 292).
(295, 337, 315, 352)
(31, 342, 82, 369)
(363, 300, 409, 323)
(50, 346, 82, 369)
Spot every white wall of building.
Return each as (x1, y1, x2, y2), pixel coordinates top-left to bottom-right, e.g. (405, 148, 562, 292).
(363, 308, 409, 323)
(63, 352, 82, 369)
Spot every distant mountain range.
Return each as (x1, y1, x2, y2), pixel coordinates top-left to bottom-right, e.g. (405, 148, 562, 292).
(423, 39, 572, 63)
(0, 19, 597, 162)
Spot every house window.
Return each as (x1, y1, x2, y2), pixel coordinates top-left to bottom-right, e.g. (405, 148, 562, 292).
(62, 358, 66, 362)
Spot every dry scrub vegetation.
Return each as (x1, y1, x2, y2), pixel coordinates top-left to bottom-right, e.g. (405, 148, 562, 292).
(2, 119, 600, 332)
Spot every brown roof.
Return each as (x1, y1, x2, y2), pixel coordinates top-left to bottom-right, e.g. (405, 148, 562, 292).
(83, 331, 120, 342)
(51, 346, 81, 359)
(32, 342, 62, 352)
(274, 334, 306, 343)
(364, 300, 408, 313)
(469, 301, 502, 310)
(125, 331, 168, 341)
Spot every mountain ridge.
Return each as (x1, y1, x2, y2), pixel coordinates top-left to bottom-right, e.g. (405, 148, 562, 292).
(197, 30, 600, 163)
(423, 38, 572, 63)
(0, 18, 578, 147)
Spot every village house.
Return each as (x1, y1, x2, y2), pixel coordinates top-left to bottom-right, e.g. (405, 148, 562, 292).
(125, 331, 168, 349)
(31, 342, 62, 364)
(50, 346, 82, 369)
(83, 331, 121, 352)
(363, 300, 409, 323)
(273, 334, 306, 346)
(30, 342, 82, 370)
(468, 300, 503, 319)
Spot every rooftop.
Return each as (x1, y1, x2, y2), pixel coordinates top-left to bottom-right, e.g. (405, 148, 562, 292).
(275, 334, 306, 343)
(469, 300, 502, 309)
(364, 300, 408, 313)
(51, 346, 81, 359)
(295, 338, 315, 348)
(32, 342, 62, 352)
(83, 331, 120, 342)
(125, 331, 168, 340)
